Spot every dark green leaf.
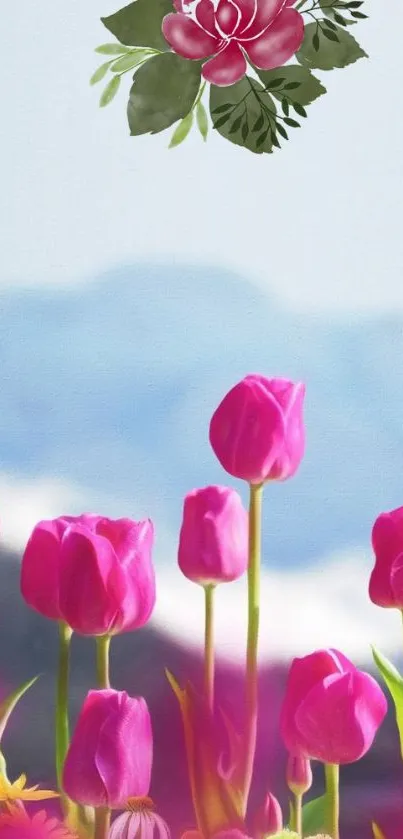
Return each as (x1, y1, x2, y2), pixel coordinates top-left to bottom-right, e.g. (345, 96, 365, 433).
(333, 13, 347, 25)
(322, 17, 337, 29)
(101, 0, 172, 50)
(229, 115, 243, 134)
(196, 101, 208, 141)
(169, 111, 193, 148)
(110, 50, 150, 72)
(372, 646, 403, 758)
(90, 62, 110, 85)
(210, 77, 276, 154)
(302, 795, 327, 835)
(100, 75, 121, 107)
(271, 132, 281, 148)
(242, 121, 249, 141)
(351, 10, 368, 17)
(257, 65, 326, 106)
(276, 121, 289, 140)
(284, 117, 300, 127)
(346, 1, 364, 6)
(95, 43, 132, 54)
(252, 113, 265, 132)
(297, 22, 368, 69)
(127, 53, 201, 134)
(293, 102, 307, 117)
(214, 113, 232, 128)
(265, 77, 285, 88)
(322, 28, 340, 41)
(313, 32, 320, 50)
(212, 103, 233, 114)
(281, 98, 289, 116)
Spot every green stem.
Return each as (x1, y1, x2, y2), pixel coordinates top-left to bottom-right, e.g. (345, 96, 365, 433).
(193, 80, 206, 110)
(294, 792, 302, 836)
(204, 585, 216, 712)
(94, 806, 111, 839)
(325, 763, 340, 839)
(242, 482, 264, 809)
(56, 621, 73, 816)
(96, 635, 111, 689)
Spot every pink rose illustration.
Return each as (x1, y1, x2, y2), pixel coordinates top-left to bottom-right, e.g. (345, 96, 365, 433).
(162, 0, 305, 87)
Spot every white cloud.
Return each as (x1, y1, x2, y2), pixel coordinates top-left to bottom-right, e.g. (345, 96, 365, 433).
(154, 548, 401, 665)
(1, 0, 403, 314)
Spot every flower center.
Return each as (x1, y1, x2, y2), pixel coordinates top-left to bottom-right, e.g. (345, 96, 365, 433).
(126, 796, 155, 813)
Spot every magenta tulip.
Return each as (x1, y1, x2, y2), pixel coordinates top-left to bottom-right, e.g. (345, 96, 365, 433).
(280, 649, 387, 764)
(286, 754, 312, 795)
(21, 514, 156, 635)
(369, 506, 403, 608)
(253, 793, 283, 838)
(63, 689, 152, 808)
(209, 375, 305, 484)
(178, 485, 248, 585)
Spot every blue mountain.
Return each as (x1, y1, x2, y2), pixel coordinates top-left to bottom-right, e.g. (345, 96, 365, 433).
(1, 262, 403, 568)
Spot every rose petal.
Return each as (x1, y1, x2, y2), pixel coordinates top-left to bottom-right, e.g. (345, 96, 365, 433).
(233, 0, 256, 33)
(239, 0, 285, 38)
(202, 41, 247, 86)
(216, 0, 241, 36)
(241, 7, 304, 69)
(162, 12, 218, 58)
(196, 0, 221, 36)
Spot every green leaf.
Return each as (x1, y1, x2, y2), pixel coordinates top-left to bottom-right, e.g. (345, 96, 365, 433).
(127, 53, 201, 135)
(100, 75, 121, 107)
(95, 43, 133, 54)
(322, 28, 340, 42)
(284, 117, 301, 127)
(297, 22, 368, 69)
(0, 675, 39, 743)
(333, 12, 348, 25)
(210, 77, 277, 154)
(282, 98, 289, 116)
(293, 102, 307, 117)
(351, 10, 368, 17)
(372, 645, 403, 757)
(169, 111, 193, 148)
(212, 103, 233, 114)
(265, 77, 286, 88)
(101, 0, 172, 50)
(196, 101, 209, 141)
(110, 50, 150, 72)
(90, 62, 110, 85)
(313, 31, 320, 51)
(302, 794, 327, 835)
(257, 65, 326, 106)
(241, 120, 249, 141)
(276, 122, 289, 139)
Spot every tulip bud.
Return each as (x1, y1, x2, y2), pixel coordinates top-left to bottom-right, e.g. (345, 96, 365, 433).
(286, 754, 312, 796)
(209, 375, 305, 484)
(253, 793, 283, 838)
(280, 648, 387, 764)
(369, 506, 403, 609)
(178, 485, 248, 585)
(63, 689, 152, 808)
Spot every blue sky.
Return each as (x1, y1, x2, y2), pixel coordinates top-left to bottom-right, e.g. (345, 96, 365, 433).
(1, 0, 403, 663)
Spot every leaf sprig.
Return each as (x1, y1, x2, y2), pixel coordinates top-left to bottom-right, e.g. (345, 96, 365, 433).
(90, 43, 161, 107)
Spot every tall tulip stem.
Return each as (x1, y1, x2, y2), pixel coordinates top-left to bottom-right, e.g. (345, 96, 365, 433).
(94, 806, 111, 839)
(325, 763, 340, 839)
(294, 792, 302, 836)
(56, 621, 73, 815)
(242, 482, 264, 808)
(204, 584, 216, 712)
(96, 635, 111, 689)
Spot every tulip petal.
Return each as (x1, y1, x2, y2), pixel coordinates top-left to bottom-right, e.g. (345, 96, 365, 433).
(202, 41, 247, 86)
(369, 509, 403, 607)
(295, 670, 387, 764)
(162, 13, 219, 58)
(261, 379, 305, 480)
(239, 0, 285, 38)
(20, 519, 66, 619)
(241, 8, 304, 69)
(63, 691, 111, 805)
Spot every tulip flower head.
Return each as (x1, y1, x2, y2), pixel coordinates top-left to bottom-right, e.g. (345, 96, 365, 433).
(286, 754, 312, 796)
(209, 375, 305, 484)
(369, 506, 403, 609)
(280, 648, 387, 764)
(63, 689, 152, 808)
(21, 514, 156, 635)
(253, 792, 283, 838)
(178, 485, 248, 585)
(109, 797, 170, 839)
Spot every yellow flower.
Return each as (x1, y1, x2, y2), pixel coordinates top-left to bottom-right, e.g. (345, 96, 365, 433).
(0, 773, 59, 803)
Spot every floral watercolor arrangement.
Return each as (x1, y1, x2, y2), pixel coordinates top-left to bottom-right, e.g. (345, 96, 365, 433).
(1, 374, 403, 839)
(90, 0, 369, 154)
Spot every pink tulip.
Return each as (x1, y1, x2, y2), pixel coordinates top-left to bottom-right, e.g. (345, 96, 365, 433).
(21, 514, 155, 635)
(280, 649, 387, 764)
(63, 689, 152, 808)
(209, 375, 305, 484)
(162, 0, 304, 87)
(178, 485, 248, 585)
(369, 506, 403, 608)
(253, 792, 283, 838)
(286, 754, 312, 795)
